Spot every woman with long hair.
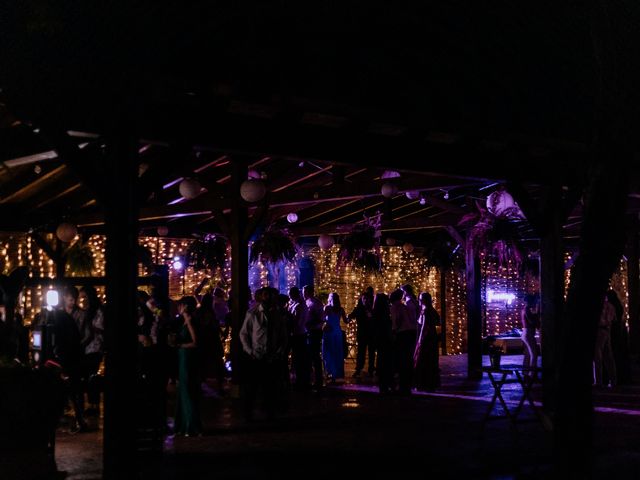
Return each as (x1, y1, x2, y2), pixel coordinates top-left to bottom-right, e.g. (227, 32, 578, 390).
(322, 292, 347, 383)
(413, 292, 441, 391)
(174, 296, 202, 436)
(78, 286, 104, 415)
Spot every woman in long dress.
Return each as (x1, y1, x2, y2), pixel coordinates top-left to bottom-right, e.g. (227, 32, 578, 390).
(174, 296, 202, 436)
(322, 292, 346, 382)
(413, 292, 440, 391)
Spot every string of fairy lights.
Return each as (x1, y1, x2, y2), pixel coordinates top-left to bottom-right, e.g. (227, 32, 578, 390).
(480, 253, 535, 337)
(0, 232, 633, 349)
(309, 245, 468, 354)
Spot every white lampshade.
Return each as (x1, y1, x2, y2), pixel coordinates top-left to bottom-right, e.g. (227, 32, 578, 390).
(402, 242, 414, 253)
(405, 190, 420, 200)
(157, 226, 169, 236)
(179, 178, 202, 200)
(381, 182, 398, 198)
(486, 189, 524, 219)
(318, 234, 335, 250)
(286, 213, 299, 223)
(56, 222, 78, 243)
(381, 170, 401, 179)
(240, 179, 267, 202)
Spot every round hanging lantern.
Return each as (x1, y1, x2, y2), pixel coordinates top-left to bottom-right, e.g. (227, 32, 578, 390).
(286, 212, 299, 223)
(318, 234, 335, 250)
(157, 226, 169, 236)
(385, 237, 396, 246)
(179, 177, 202, 200)
(381, 182, 398, 198)
(486, 188, 523, 219)
(56, 222, 78, 243)
(405, 190, 420, 200)
(381, 170, 401, 179)
(240, 179, 267, 202)
(402, 242, 414, 253)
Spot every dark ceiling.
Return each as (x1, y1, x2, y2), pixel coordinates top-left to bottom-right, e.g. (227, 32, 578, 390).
(1, 1, 639, 248)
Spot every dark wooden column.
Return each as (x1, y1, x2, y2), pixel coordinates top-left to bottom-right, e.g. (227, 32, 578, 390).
(439, 268, 447, 355)
(102, 132, 139, 478)
(539, 185, 564, 413)
(627, 229, 640, 356)
(465, 235, 482, 379)
(229, 158, 249, 388)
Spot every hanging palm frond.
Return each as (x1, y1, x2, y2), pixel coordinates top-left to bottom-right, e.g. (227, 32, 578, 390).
(423, 239, 463, 273)
(250, 228, 298, 265)
(64, 242, 94, 276)
(469, 213, 523, 268)
(186, 235, 228, 271)
(338, 224, 383, 273)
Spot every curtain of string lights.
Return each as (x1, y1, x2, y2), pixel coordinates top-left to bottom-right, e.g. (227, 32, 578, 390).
(0, 234, 630, 345)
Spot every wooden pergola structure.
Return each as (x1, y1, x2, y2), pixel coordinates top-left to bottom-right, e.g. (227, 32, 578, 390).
(1, 2, 639, 477)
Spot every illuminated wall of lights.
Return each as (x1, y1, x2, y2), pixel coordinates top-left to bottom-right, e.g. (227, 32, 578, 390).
(480, 253, 538, 337)
(609, 258, 630, 327)
(0, 229, 632, 348)
(138, 236, 232, 299)
(310, 245, 467, 355)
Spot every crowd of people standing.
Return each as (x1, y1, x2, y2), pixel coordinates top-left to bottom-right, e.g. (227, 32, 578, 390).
(35, 279, 444, 435)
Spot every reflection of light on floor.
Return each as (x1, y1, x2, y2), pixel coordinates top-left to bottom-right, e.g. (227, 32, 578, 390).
(335, 384, 640, 416)
(340, 398, 361, 409)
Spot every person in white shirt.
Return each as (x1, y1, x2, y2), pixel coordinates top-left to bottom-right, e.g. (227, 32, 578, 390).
(240, 287, 288, 419)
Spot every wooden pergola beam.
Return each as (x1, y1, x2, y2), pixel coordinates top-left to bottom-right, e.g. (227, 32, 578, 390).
(290, 216, 454, 237)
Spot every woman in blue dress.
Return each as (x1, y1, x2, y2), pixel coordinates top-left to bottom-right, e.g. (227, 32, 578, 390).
(322, 292, 347, 382)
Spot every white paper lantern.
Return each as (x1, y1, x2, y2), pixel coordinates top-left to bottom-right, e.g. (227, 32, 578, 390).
(385, 237, 396, 246)
(318, 234, 335, 250)
(486, 189, 524, 219)
(179, 178, 202, 200)
(157, 226, 169, 236)
(405, 190, 420, 200)
(402, 242, 414, 253)
(56, 222, 78, 243)
(240, 179, 267, 202)
(381, 170, 401, 179)
(381, 182, 398, 198)
(286, 213, 299, 223)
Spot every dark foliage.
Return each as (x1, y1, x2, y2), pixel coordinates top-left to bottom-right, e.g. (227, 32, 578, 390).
(461, 202, 524, 268)
(338, 225, 382, 273)
(64, 242, 94, 276)
(187, 235, 228, 271)
(250, 228, 298, 265)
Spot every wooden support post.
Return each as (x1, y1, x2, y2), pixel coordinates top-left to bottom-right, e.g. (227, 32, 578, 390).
(465, 233, 482, 379)
(539, 184, 564, 413)
(55, 238, 66, 278)
(102, 131, 140, 478)
(627, 230, 640, 356)
(229, 158, 249, 387)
